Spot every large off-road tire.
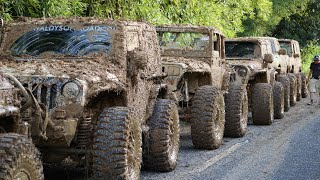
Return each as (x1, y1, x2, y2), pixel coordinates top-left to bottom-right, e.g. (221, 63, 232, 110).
(252, 83, 274, 125)
(295, 73, 302, 101)
(191, 85, 225, 150)
(301, 73, 308, 98)
(92, 107, 142, 180)
(278, 75, 290, 112)
(273, 82, 285, 119)
(288, 73, 297, 106)
(224, 83, 248, 138)
(0, 133, 44, 180)
(143, 99, 180, 172)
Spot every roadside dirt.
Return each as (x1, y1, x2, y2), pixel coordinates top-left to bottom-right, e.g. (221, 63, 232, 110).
(141, 96, 319, 180)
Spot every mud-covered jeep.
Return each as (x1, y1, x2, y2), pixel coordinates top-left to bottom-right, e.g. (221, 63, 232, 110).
(279, 39, 308, 99)
(0, 17, 180, 179)
(0, 73, 45, 179)
(225, 37, 289, 135)
(264, 37, 300, 106)
(156, 25, 230, 150)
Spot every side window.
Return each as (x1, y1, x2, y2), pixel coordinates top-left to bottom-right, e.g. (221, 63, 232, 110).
(126, 31, 139, 51)
(213, 34, 218, 51)
(269, 40, 276, 54)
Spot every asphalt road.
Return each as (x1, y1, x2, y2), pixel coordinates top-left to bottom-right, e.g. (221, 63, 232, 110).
(45, 97, 320, 180)
(142, 97, 320, 180)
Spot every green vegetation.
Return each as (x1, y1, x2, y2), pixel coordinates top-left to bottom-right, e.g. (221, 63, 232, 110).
(0, 0, 318, 71)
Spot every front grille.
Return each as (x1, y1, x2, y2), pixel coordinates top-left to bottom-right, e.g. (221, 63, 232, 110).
(29, 83, 58, 110)
(18, 76, 68, 112)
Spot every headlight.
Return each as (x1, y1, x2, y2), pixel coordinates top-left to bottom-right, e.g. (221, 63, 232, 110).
(62, 81, 80, 98)
(238, 68, 247, 77)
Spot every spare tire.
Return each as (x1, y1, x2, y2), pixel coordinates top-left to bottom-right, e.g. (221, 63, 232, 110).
(191, 85, 225, 150)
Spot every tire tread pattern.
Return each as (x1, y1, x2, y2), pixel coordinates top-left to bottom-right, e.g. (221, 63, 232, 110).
(191, 86, 225, 150)
(252, 83, 273, 125)
(273, 82, 284, 119)
(225, 83, 248, 137)
(0, 133, 44, 180)
(92, 107, 142, 180)
(278, 75, 290, 112)
(143, 99, 180, 172)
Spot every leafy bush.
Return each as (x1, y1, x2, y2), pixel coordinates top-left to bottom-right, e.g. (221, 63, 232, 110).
(301, 40, 320, 73)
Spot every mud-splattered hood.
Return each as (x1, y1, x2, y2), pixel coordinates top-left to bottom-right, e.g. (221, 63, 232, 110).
(0, 57, 126, 98)
(161, 56, 211, 72)
(226, 58, 265, 71)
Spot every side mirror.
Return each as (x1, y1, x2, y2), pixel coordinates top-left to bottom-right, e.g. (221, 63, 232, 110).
(278, 48, 287, 55)
(293, 53, 300, 58)
(264, 53, 274, 63)
(127, 48, 148, 70)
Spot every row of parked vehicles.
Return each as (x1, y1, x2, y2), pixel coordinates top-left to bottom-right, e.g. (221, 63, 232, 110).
(0, 17, 306, 179)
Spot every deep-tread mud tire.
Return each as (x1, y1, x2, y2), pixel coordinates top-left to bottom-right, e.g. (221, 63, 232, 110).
(288, 73, 297, 106)
(224, 83, 248, 138)
(191, 85, 225, 150)
(295, 73, 302, 101)
(273, 82, 285, 119)
(278, 75, 290, 112)
(143, 99, 180, 172)
(252, 83, 274, 125)
(0, 133, 44, 180)
(301, 73, 308, 98)
(93, 107, 142, 180)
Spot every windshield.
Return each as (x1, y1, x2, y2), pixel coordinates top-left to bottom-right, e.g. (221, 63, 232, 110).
(9, 25, 115, 57)
(225, 41, 257, 58)
(157, 31, 210, 57)
(279, 42, 292, 57)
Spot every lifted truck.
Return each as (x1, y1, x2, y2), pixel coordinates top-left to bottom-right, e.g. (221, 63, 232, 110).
(279, 39, 308, 99)
(225, 37, 287, 137)
(157, 25, 231, 149)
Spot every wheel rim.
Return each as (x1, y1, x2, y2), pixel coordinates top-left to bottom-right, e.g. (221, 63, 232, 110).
(14, 170, 31, 180)
(168, 115, 178, 163)
(240, 93, 248, 131)
(214, 104, 223, 142)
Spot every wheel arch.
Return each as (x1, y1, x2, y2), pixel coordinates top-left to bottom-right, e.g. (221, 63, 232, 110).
(86, 89, 127, 119)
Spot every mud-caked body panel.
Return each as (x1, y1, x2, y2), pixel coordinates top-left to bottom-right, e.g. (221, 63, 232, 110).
(0, 17, 162, 155)
(157, 25, 228, 109)
(226, 38, 278, 86)
(279, 39, 302, 74)
(226, 38, 280, 111)
(0, 74, 20, 118)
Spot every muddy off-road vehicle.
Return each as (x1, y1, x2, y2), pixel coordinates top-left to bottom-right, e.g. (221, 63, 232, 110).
(156, 25, 230, 149)
(265, 37, 300, 107)
(0, 17, 180, 179)
(279, 39, 308, 99)
(225, 37, 291, 136)
(0, 73, 45, 180)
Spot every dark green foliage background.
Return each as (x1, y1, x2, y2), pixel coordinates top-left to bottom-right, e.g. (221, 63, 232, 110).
(0, 0, 318, 72)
